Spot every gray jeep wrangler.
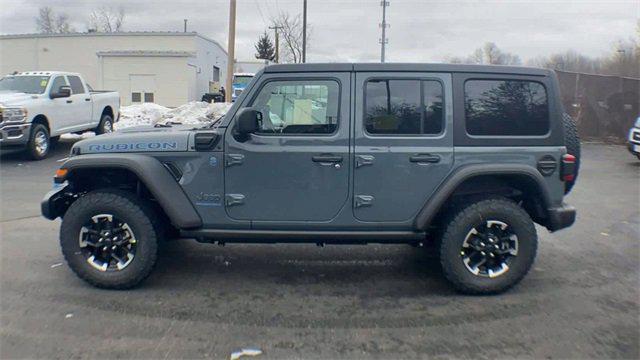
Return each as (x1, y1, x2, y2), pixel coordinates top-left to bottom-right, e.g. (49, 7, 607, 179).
(42, 64, 579, 294)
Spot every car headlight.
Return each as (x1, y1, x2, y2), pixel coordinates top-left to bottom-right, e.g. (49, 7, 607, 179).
(0, 108, 28, 123)
(635, 117, 640, 128)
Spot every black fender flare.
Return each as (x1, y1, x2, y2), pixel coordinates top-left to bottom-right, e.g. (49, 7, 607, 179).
(59, 154, 202, 229)
(413, 164, 551, 231)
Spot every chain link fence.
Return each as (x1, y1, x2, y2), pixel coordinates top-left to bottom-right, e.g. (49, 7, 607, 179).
(556, 70, 639, 142)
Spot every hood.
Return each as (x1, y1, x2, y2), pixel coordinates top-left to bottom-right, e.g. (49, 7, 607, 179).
(72, 127, 192, 155)
(0, 91, 40, 107)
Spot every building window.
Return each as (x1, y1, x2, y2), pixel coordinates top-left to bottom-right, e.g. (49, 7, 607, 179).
(365, 79, 444, 135)
(131, 92, 141, 103)
(465, 80, 549, 136)
(213, 66, 220, 82)
(144, 93, 154, 103)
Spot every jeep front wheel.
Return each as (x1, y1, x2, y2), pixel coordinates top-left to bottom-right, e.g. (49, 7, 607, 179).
(60, 190, 159, 289)
(439, 198, 537, 295)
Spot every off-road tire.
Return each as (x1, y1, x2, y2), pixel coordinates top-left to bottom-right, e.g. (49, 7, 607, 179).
(26, 123, 50, 160)
(95, 114, 114, 135)
(60, 189, 160, 289)
(439, 197, 538, 295)
(562, 112, 580, 193)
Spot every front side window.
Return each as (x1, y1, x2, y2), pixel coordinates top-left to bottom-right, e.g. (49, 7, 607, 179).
(365, 79, 444, 135)
(0, 75, 51, 94)
(49, 76, 67, 94)
(465, 80, 549, 136)
(249, 80, 340, 134)
(68, 76, 85, 94)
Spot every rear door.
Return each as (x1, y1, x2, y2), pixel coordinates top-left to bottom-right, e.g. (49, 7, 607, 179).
(66, 75, 93, 129)
(224, 72, 351, 223)
(353, 72, 454, 222)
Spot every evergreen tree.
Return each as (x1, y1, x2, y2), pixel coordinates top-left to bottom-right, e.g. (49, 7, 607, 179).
(254, 32, 276, 61)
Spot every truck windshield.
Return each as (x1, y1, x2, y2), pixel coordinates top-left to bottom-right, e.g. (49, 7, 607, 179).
(233, 75, 253, 85)
(0, 76, 50, 94)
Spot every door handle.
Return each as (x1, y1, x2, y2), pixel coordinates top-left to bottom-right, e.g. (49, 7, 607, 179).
(85, 98, 91, 102)
(409, 154, 440, 164)
(312, 155, 343, 163)
(66, 100, 73, 103)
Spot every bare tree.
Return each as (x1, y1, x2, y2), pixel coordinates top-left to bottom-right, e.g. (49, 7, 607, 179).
(270, 12, 310, 63)
(35, 6, 74, 33)
(445, 42, 521, 65)
(88, 7, 125, 32)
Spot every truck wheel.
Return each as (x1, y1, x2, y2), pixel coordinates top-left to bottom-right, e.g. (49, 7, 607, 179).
(95, 114, 114, 135)
(562, 113, 580, 193)
(27, 123, 50, 160)
(59, 190, 160, 289)
(439, 197, 537, 295)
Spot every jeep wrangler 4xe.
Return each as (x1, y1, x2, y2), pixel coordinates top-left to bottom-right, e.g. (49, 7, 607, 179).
(42, 64, 579, 294)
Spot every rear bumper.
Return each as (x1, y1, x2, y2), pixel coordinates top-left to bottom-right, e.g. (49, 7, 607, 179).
(546, 203, 576, 232)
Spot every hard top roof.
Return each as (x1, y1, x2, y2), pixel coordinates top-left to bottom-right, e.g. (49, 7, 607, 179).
(263, 63, 551, 76)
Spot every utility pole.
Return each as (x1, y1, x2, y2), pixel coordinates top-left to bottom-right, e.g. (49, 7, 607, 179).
(183, 19, 187, 32)
(225, 0, 236, 102)
(379, 1, 389, 63)
(302, 0, 307, 63)
(269, 25, 282, 63)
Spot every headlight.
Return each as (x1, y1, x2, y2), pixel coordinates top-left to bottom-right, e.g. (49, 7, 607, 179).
(0, 108, 28, 123)
(635, 117, 640, 128)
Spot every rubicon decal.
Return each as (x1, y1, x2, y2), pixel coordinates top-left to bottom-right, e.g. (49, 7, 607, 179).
(87, 142, 178, 152)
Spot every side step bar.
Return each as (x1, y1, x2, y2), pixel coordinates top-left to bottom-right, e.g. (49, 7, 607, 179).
(180, 229, 426, 244)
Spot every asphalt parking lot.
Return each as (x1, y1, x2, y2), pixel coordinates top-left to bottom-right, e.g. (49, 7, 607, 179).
(1, 140, 638, 359)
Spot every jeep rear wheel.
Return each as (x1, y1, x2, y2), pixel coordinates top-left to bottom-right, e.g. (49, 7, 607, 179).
(439, 198, 537, 295)
(562, 113, 580, 193)
(60, 190, 159, 289)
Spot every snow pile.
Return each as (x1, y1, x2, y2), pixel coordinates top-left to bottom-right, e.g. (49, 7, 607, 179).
(115, 102, 232, 130)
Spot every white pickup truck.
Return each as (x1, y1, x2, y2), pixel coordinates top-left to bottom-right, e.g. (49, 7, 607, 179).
(0, 71, 120, 159)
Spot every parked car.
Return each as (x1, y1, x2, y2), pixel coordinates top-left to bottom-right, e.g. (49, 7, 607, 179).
(0, 71, 120, 159)
(627, 116, 640, 160)
(231, 73, 254, 102)
(42, 63, 579, 294)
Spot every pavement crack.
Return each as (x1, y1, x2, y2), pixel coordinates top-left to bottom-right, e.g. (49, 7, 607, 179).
(0, 215, 42, 223)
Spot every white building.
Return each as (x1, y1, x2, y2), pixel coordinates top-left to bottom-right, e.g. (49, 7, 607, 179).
(0, 32, 228, 107)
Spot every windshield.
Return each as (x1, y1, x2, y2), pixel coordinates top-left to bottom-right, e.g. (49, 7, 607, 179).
(233, 75, 253, 85)
(0, 76, 51, 94)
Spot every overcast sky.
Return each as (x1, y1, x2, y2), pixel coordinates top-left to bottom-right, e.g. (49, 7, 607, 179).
(0, 0, 638, 63)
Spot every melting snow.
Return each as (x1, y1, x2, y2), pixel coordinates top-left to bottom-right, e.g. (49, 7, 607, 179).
(115, 101, 232, 130)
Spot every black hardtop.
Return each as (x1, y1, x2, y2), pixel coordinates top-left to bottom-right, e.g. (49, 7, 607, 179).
(263, 63, 552, 77)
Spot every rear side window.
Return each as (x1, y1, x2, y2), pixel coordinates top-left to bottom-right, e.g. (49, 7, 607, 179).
(365, 79, 443, 135)
(464, 80, 549, 136)
(67, 76, 85, 94)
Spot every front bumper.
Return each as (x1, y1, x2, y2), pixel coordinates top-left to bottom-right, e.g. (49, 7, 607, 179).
(0, 122, 31, 148)
(41, 183, 72, 220)
(546, 203, 576, 232)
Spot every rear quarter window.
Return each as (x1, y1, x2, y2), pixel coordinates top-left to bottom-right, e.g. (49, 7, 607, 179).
(464, 79, 549, 136)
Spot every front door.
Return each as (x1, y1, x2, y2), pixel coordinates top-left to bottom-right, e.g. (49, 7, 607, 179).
(353, 72, 454, 222)
(224, 73, 351, 222)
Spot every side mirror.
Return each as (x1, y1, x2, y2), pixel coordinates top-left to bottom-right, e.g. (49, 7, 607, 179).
(235, 108, 262, 135)
(50, 85, 71, 99)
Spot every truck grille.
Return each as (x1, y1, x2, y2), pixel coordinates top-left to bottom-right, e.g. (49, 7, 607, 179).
(633, 131, 640, 142)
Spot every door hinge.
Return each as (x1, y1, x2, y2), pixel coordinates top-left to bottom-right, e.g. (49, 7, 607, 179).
(355, 155, 375, 168)
(225, 153, 245, 167)
(225, 194, 245, 206)
(354, 195, 374, 208)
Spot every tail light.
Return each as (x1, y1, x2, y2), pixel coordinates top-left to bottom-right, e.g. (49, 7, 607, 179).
(561, 154, 576, 182)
